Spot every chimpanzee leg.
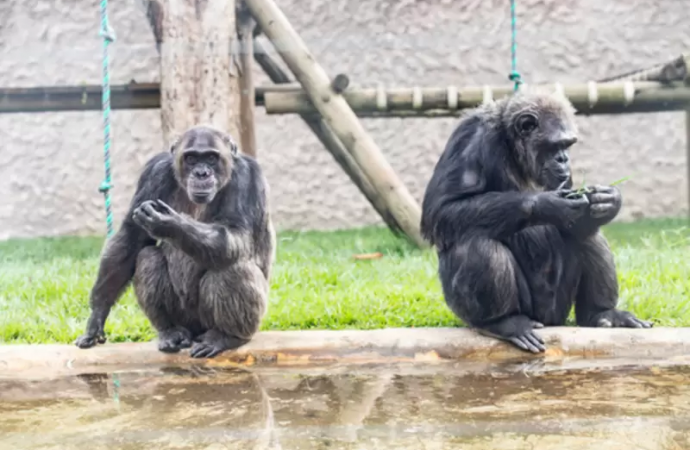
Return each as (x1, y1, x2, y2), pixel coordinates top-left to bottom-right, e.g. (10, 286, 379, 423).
(133, 246, 193, 352)
(440, 237, 545, 353)
(191, 262, 269, 358)
(574, 233, 652, 328)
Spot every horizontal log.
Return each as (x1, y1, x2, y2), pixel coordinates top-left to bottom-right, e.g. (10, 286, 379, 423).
(3, 81, 689, 117)
(3, 327, 690, 378)
(264, 81, 690, 116)
(0, 82, 301, 113)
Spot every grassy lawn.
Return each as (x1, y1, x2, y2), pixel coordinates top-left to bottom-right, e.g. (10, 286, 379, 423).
(1, 217, 689, 344)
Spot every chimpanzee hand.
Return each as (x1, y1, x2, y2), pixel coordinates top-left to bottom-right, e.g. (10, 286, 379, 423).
(534, 189, 590, 231)
(584, 185, 622, 222)
(132, 199, 181, 239)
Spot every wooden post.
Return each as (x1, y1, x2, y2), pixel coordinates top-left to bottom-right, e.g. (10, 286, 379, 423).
(156, 0, 240, 143)
(237, 1, 258, 157)
(253, 40, 402, 235)
(245, 0, 426, 248)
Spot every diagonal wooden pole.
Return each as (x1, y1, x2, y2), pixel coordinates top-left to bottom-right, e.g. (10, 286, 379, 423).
(253, 39, 403, 235)
(236, 1, 258, 157)
(244, 0, 426, 248)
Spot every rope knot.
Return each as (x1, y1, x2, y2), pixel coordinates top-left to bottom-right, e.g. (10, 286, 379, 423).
(98, 181, 113, 194)
(99, 23, 116, 43)
(509, 70, 522, 91)
(509, 71, 522, 83)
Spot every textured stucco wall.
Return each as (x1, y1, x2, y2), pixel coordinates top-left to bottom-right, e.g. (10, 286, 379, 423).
(0, 0, 688, 240)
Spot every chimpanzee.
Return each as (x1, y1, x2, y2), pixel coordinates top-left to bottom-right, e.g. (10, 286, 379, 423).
(420, 91, 652, 353)
(75, 125, 275, 358)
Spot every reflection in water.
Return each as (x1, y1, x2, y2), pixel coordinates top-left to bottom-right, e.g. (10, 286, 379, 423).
(1, 362, 690, 449)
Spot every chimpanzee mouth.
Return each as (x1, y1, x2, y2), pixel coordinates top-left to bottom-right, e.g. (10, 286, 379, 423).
(556, 171, 570, 181)
(190, 191, 215, 204)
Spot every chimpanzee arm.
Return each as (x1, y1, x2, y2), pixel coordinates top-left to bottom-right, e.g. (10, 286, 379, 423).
(425, 188, 593, 247)
(131, 161, 267, 270)
(421, 113, 587, 248)
(75, 154, 171, 348)
(429, 192, 543, 244)
(155, 207, 252, 270)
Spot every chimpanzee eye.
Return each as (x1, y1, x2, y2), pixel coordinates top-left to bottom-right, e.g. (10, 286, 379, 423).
(206, 154, 218, 165)
(184, 154, 197, 165)
(517, 114, 538, 136)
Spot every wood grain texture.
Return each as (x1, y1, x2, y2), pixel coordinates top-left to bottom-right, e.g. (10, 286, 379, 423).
(159, 0, 240, 144)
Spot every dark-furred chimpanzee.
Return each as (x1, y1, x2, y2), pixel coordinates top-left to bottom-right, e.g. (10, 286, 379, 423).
(75, 125, 275, 358)
(420, 91, 652, 353)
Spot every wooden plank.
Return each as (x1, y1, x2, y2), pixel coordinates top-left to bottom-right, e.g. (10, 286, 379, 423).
(244, 0, 426, 247)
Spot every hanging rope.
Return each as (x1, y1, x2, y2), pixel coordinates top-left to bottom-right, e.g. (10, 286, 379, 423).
(508, 0, 522, 92)
(99, 0, 116, 238)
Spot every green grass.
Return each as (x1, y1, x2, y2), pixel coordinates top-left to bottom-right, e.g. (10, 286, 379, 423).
(1, 218, 689, 344)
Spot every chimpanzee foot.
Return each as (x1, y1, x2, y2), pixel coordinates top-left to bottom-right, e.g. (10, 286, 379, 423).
(157, 327, 193, 353)
(475, 315, 546, 354)
(75, 332, 106, 349)
(75, 313, 108, 348)
(189, 329, 249, 359)
(590, 309, 652, 329)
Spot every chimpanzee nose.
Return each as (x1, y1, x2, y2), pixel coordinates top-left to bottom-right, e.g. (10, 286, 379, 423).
(194, 167, 211, 178)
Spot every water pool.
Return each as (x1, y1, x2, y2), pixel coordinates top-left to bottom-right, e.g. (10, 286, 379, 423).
(2, 358, 690, 449)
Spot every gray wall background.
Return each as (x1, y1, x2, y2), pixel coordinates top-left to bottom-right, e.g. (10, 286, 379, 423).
(0, 0, 688, 240)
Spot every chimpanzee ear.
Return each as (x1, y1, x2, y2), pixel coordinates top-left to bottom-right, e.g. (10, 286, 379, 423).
(168, 133, 183, 154)
(220, 132, 239, 156)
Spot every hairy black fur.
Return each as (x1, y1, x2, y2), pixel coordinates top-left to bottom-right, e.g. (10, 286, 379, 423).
(75, 125, 275, 358)
(420, 91, 651, 353)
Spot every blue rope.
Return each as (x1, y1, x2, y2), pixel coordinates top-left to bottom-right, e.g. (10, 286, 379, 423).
(508, 0, 522, 91)
(99, 0, 115, 238)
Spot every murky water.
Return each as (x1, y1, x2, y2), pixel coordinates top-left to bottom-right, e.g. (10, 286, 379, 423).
(2, 360, 690, 450)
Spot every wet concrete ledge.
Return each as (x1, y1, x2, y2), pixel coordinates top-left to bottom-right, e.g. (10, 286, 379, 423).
(2, 327, 690, 377)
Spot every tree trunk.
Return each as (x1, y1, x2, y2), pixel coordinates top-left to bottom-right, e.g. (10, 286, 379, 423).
(157, 0, 240, 144)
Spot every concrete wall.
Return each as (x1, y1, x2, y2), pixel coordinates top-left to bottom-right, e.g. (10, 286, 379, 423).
(0, 0, 688, 240)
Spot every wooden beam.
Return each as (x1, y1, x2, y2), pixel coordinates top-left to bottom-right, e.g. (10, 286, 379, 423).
(244, 0, 426, 248)
(237, 1, 258, 157)
(2, 81, 689, 117)
(599, 53, 689, 84)
(263, 81, 690, 117)
(253, 39, 403, 235)
(0, 83, 299, 113)
(0, 83, 161, 112)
